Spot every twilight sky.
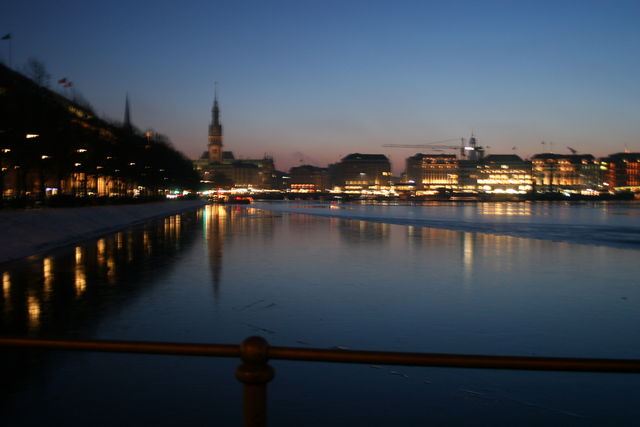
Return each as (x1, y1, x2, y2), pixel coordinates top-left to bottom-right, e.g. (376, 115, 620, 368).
(2, 0, 639, 174)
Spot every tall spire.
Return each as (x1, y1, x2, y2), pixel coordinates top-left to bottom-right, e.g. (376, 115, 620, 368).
(208, 83, 223, 163)
(212, 82, 220, 127)
(124, 93, 132, 131)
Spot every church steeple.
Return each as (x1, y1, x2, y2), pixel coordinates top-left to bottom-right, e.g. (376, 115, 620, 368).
(208, 84, 223, 163)
(212, 86, 221, 127)
(123, 93, 132, 132)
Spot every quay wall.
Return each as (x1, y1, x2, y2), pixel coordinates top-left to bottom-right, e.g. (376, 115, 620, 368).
(0, 200, 206, 264)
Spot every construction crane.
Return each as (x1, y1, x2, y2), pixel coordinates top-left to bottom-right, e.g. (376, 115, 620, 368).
(382, 138, 463, 149)
(382, 135, 485, 161)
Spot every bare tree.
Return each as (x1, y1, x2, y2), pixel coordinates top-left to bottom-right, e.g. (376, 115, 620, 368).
(71, 89, 95, 113)
(24, 58, 51, 87)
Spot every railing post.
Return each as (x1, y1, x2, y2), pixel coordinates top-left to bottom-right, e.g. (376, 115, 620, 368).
(235, 336, 275, 427)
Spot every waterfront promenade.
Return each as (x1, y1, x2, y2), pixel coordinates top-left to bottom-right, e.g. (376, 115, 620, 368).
(0, 199, 206, 264)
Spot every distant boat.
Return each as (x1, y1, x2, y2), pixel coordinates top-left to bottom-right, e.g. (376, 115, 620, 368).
(227, 196, 252, 204)
(209, 194, 252, 204)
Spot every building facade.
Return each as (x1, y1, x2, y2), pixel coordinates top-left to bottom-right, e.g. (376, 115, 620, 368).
(404, 153, 532, 194)
(476, 154, 533, 194)
(330, 153, 392, 191)
(406, 153, 458, 190)
(531, 154, 600, 192)
(600, 152, 640, 192)
(289, 165, 330, 192)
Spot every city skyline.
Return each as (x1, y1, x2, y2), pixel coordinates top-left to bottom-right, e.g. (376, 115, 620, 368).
(2, 0, 639, 174)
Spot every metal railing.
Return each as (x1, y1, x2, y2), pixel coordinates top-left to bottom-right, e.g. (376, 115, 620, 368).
(2, 336, 640, 426)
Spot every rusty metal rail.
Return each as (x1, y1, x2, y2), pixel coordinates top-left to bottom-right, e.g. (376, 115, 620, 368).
(269, 345, 640, 373)
(0, 337, 240, 358)
(2, 336, 640, 426)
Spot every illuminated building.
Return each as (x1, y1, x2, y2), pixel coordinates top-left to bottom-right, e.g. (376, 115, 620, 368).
(404, 153, 532, 194)
(531, 154, 600, 192)
(289, 165, 329, 192)
(600, 152, 640, 192)
(457, 160, 481, 191)
(406, 153, 458, 190)
(229, 162, 260, 187)
(330, 154, 392, 192)
(476, 154, 533, 194)
(0, 64, 197, 200)
(196, 91, 276, 189)
(235, 157, 275, 188)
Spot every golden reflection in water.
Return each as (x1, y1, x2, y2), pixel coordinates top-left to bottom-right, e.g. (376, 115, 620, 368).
(27, 294, 41, 330)
(164, 215, 178, 239)
(107, 256, 116, 285)
(127, 231, 134, 262)
(144, 231, 151, 255)
(462, 232, 474, 286)
(97, 238, 106, 266)
(461, 231, 533, 283)
(206, 206, 226, 300)
(0, 212, 200, 336)
(473, 233, 517, 269)
(406, 226, 535, 288)
(203, 205, 211, 236)
(478, 203, 532, 216)
(75, 265, 86, 295)
(43, 257, 53, 293)
(216, 206, 227, 225)
(117, 232, 124, 250)
(2, 271, 10, 300)
(204, 205, 228, 240)
(74, 245, 86, 295)
(412, 226, 459, 242)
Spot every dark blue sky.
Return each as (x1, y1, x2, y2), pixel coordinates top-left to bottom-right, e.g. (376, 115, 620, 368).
(2, 0, 639, 173)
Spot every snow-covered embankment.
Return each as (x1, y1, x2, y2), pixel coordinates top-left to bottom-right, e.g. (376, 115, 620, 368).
(0, 200, 206, 264)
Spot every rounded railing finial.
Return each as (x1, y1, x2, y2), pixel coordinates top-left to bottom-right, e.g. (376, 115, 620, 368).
(236, 336, 274, 390)
(239, 336, 270, 364)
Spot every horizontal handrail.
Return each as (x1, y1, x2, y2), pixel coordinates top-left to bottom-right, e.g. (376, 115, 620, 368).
(3, 336, 640, 427)
(1, 336, 639, 373)
(269, 346, 640, 373)
(0, 337, 240, 358)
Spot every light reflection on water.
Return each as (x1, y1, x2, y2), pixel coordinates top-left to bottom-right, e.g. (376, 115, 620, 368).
(255, 200, 640, 249)
(42, 257, 53, 294)
(3, 271, 11, 301)
(477, 202, 533, 216)
(0, 212, 198, 339)
(0, 204, 639, 426)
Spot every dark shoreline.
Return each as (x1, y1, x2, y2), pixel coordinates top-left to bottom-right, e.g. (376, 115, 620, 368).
(0, 200, 206, 264)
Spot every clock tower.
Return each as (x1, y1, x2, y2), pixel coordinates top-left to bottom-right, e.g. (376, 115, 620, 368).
(208, 88, 223, 163)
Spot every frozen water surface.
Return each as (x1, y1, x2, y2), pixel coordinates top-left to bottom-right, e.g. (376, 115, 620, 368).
(1, 202, 639, 426)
